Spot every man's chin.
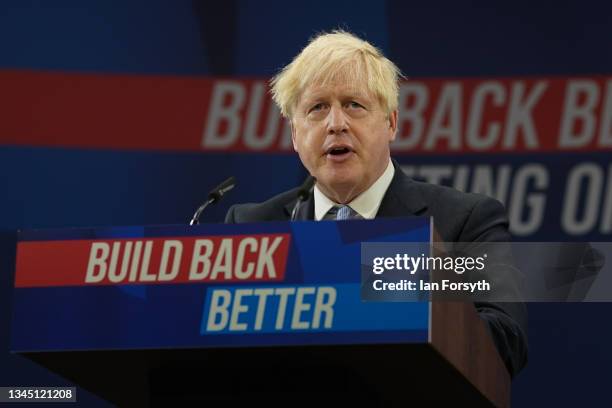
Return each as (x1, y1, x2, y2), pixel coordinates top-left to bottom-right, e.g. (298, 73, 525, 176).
(316, 175, 365, 202)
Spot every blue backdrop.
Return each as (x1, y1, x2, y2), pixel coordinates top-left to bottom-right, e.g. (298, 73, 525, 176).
(1, 1, 611, 406)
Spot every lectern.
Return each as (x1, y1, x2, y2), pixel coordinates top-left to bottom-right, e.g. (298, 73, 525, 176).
(12, 218, 509, 406)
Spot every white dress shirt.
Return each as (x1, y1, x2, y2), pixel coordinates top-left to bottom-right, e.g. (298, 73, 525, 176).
(314, 159, 395, 220)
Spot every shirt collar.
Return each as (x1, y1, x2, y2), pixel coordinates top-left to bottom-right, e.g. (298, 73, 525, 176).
(314, 159, 395, 220)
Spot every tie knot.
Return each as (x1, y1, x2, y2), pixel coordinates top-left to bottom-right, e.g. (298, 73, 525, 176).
(333, 205, 360, 220)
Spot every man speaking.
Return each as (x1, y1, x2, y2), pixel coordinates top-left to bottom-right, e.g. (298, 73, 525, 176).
(225, 30, 527, 377)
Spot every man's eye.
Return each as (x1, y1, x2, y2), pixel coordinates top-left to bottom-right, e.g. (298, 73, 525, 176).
(309, 103, 325, 112)
(347, 101, 364, 109)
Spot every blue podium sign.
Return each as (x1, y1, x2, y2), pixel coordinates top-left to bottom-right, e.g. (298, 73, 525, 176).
(12, 218, 430, 351)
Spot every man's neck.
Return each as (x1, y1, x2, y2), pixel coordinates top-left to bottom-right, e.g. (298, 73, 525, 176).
(313, 159, 395, 220)
(316, 183, 366, 205)
(317, 161, 391, 204)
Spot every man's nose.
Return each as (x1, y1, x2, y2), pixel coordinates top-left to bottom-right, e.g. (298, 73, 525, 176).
(326, 104, 348, 135)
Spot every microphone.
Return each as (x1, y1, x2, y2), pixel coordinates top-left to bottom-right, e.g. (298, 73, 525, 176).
(290, 176, 315, 221)
(189, 176, 236, 225)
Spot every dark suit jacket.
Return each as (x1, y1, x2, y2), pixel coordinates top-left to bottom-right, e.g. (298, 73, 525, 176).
(226, 160, 528, 378)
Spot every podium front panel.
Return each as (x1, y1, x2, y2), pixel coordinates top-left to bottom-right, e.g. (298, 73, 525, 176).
(12, 218, 431, 351)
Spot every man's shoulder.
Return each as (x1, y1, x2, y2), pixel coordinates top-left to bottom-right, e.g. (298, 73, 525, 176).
(397, 177, 508, 241)
(402, 176, 500, 215)
(225, 187, 300, 223)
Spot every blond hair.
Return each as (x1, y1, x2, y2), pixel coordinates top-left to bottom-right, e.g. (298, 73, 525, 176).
(270, 30, 402, 118)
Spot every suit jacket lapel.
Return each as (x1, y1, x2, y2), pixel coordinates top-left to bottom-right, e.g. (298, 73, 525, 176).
(283, 193, 315, 221)
(377, 160, 428, 217)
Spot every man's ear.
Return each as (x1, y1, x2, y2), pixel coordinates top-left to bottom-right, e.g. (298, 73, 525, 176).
(388, 110, 398, 142)
(290, 119, 299, 152)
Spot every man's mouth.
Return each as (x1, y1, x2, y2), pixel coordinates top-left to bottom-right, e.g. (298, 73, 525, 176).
(328, 146, 351, 155)
(325, 145, 354, 162)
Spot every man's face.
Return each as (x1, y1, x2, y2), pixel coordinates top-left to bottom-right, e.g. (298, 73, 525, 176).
(291, 80, 397, 203)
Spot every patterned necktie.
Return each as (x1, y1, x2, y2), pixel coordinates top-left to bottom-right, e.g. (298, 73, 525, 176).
(327, 205, 362, 220)
(336, 205, 352, 220)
